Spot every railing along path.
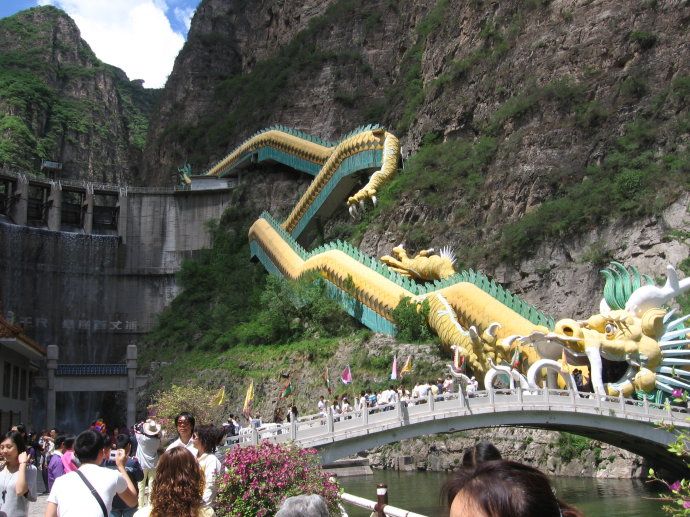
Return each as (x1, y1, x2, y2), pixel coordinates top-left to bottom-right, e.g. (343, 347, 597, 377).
(227, 387, 690, 450)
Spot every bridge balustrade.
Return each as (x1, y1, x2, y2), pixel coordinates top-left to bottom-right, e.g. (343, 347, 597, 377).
(224, 387, 690, 456)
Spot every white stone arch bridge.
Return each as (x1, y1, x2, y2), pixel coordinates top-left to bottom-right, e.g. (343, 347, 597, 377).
(231, 388, 690, 476)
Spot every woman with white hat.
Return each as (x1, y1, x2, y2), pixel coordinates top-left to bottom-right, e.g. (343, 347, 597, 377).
(134, 419, 162, 507)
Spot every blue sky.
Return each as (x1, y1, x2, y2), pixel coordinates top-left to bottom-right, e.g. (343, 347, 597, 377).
(0, 0, 201, 88)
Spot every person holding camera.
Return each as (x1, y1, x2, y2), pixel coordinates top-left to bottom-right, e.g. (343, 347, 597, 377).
(133, 420, 162, 508)
(104, 434, 144, 517)
(45, 430, 138, 517)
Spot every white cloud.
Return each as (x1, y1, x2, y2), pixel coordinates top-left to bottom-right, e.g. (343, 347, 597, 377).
(37, 0, 186, 88)
(173, 6, 195, 32)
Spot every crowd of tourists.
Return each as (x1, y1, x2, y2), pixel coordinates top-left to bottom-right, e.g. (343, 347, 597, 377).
(313, 375, 460, 420)
(0, 414, 226, 517)
(1, 415, 587, 517)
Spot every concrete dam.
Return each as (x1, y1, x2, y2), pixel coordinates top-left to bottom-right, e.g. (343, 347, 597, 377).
(0, 169, 236, 429)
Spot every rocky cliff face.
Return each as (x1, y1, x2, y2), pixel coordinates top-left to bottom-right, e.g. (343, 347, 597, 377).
(144, 0, 689, 316)
(143, 0, 422, 183)
(0, 6, 158, 183)
(368, 427, 647, 478)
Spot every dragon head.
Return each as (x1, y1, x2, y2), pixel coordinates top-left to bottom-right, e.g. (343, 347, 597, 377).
(508, 263, 690, 398)
(515, 309, 664, 396)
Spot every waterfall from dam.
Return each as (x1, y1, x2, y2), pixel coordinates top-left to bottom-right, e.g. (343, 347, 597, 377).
(1, 220, 132, 430)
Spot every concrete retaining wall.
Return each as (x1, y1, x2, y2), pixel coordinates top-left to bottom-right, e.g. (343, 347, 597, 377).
(0, 188, 233, 429)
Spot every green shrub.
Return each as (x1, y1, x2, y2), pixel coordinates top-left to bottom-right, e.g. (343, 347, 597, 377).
(629, 30, 657, 50)
(556, 433, 591, 463)
(149, 384, 227, 433)
(620, 75, 647, 99)
(671, 75, 690, 102)
(543, 78, 587, 110)
(581, 241, 613, 267)
(575, 101, 608, 128)
(369, 355, 391, 370)
(392, 297, 433, 343)
(614, 169, 646, 199)
(421, 131, 442, 146)
(485, 89, 540, 135)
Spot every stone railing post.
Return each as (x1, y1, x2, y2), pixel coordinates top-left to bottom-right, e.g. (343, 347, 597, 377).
(290, 418, 297, 441)
(126, 345, 138, 428)
(327, 410, 334, 434)
(427, 392, 435, 413)
(488, 387, 495, 405)
(46, 345, 58, 430)
(10, 174, 28, 225)
(517, 385, 524, 404)
(362, 404, 369, 426)
(47, 181, 62, 231)
(83, 183, 94, 234)
(117, 187, 128, 243)
(569, 384, 577, 406)
(619, 393, 626, 414)
(375, 484, 388, 517)
(643, 397, 650, 415)
(251, 427, 259, 445)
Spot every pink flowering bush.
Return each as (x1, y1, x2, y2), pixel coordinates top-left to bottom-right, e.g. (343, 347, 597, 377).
(215, 442, 340, 516)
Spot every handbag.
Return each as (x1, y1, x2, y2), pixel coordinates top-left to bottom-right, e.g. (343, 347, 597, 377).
(75, 470, 108, 517)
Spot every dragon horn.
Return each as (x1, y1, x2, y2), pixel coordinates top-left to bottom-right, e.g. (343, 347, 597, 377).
(626, 265, 690, 317)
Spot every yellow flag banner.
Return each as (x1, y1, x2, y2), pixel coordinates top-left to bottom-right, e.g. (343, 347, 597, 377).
(243, 380, 254, 417)
(212, 386, 225, 406)
(400, 355, 413, 376)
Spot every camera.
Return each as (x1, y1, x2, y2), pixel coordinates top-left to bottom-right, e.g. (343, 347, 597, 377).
(109, 449, 117, 461)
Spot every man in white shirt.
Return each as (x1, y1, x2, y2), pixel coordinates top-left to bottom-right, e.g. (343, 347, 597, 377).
(45, 430, 137, 517)
(356, 391, 367, 413)
(165, 412, 198, 456)
(416, 382, 430, 398)
(317, 396, 326, 415)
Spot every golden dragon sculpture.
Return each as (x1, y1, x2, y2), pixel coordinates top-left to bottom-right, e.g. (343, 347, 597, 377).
(206, 125, 689, 402)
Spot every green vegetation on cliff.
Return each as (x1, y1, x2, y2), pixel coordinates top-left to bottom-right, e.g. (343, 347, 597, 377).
(330, 73, 689, 268)
(0, 6, 159, 174)
(498, 80, 690, 263)
(145, 213, 360, 355)
(142, 210, 448, 416)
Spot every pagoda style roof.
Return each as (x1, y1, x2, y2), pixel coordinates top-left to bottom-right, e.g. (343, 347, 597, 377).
(0, 315, 47, 360)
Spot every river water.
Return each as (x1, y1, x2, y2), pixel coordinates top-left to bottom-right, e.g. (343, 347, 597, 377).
(339, 470, 666, 517)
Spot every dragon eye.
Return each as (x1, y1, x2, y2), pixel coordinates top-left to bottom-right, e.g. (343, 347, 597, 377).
(605, 323, 616, 334)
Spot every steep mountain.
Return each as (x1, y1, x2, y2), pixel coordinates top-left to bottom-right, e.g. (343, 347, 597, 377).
(0, 6, 159, 183)
(143, 0, 689, 318)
